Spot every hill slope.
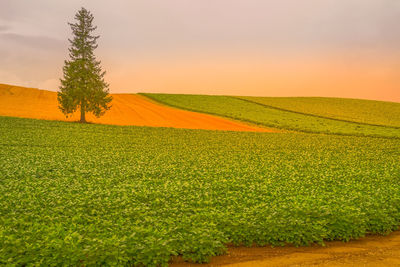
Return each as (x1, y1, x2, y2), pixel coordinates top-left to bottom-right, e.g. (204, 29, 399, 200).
(237, 96, 400, 128)
(143, 93, 400, 139)
(0, 84, 269, 132)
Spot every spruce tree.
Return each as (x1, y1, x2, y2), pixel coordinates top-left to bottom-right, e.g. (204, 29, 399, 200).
(58, 7, 112, 123)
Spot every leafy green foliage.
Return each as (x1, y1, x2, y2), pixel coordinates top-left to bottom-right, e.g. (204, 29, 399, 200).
(58, 7, 111, 123)
(1, 116, 400, 266)
(142, 94, 400, 138)
(237, 96, 400, 128)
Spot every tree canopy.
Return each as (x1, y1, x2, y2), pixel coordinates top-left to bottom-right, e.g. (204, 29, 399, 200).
(58, 7, 112, 123)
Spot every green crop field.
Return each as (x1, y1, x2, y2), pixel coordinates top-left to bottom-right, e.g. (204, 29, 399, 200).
(1, 116, 400, 266)
(142, 94, 400, 139)
(237, 96, 400, 128)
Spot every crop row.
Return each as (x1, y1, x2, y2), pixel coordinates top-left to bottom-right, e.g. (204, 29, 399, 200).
(237, 96, 400, 128)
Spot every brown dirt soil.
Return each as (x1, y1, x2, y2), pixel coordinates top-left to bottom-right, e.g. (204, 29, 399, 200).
(0, 84, 273, 132)
(170, 231, 400, 266)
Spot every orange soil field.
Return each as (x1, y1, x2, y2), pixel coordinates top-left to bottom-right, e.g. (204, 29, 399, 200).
(0, 84, 272, 132)
(172, 231, 400, 266)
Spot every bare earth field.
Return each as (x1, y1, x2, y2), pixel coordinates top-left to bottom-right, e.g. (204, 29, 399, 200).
(0, 84, 270, 132)
(171, 231, 400, 267)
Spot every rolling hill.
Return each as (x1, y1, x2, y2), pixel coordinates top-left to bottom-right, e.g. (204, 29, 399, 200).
(2, 83, 400, 266)
(143, 93, 400, 139)
(237, 96, 400, 128)
(0, 84, 268, 132)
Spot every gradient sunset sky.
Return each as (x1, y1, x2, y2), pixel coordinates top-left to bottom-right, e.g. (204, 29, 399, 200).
(0, 0, 399, 102)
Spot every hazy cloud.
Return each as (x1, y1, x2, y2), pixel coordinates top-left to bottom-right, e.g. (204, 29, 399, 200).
(1, 32, 65, 50)
(0, 25, 10, 32)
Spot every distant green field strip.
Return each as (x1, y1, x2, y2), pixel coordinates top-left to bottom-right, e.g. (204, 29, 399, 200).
(141, 93, 400, 139)
(237, 96, 400, 128)
(234, 97, 400, 129)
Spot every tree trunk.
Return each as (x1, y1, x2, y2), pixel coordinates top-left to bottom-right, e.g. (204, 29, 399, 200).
(80, 104, 86, 123)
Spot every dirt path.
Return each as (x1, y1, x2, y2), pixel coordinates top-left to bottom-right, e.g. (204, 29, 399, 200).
(0, 84, 272, 132)
(171, 231, 400, 266)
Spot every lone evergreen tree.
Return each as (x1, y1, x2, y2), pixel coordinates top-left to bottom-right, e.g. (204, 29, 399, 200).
(58, 7, 112, 123)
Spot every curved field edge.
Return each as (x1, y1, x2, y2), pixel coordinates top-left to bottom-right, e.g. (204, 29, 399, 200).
(235, 96, 400, 130)
(141, 93, 400, 139)
(138, 93, 280, 132)
(1, 116, 400, 266)
(139, 93, 292, 133)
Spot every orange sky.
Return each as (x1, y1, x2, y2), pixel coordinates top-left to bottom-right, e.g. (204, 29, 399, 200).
(0, 0, 399, 102)
(106, 50, 400, 102)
